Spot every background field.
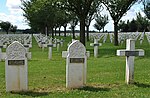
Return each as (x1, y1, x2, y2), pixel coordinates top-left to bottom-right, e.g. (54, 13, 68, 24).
(0, 35, 150, 98)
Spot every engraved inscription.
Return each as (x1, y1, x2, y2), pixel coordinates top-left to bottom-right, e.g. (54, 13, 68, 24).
(70, 58, 84, 63)
(125, 51, 139, 56)
(8, 60, 25, 65)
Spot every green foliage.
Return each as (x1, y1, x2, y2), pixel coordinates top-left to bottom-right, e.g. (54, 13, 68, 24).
(94, 14, 109, 32)
(10, 25, 17, 33)
(0, 21, 11, 34)
(102, 0, 139, 45)
(118, 13, 150, 32)
(144, 0, 150, 19)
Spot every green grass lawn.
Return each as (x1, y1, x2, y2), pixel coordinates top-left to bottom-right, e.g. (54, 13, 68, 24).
(0, 35, 150, 98)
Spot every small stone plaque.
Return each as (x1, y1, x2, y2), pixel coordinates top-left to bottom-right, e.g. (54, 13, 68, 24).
(57, 42, 60, 44)
(47, 45, 53, 47)
(24, 45, 29, 48)
(125, 51, 139, 56)
(8, 60, 25, 65)
(94, 44, 99, 46)
(70, 58, 84, 63)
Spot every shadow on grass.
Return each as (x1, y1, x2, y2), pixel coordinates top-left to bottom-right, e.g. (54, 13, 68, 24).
(11, 90, 49, 97)
(78, 86, 110, 92)
(134, 82, 150, 88)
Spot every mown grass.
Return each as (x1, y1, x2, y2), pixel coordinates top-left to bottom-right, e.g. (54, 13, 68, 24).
(0, 34, 150, 98)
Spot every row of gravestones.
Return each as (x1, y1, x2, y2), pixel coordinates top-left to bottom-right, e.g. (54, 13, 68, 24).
(118, 32, 140, 44)
(0, 34, 32, 61)
(117, 32, 141, 45)
(89, 33, 106, 43)
(0, 34, 32, 47)
(33, 34, 64, 59)
(145, 32, 150, 44)
(33, 34, 64, 50)
(4, 39, 144, 92)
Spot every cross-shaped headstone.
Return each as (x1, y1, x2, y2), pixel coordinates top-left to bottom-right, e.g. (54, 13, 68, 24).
(90, 38, 102, 58)
(117, 39, 144, 84)
(47, 38, 56, 59)
(60, 38, 64, 47)
(0, 44, 3, 61)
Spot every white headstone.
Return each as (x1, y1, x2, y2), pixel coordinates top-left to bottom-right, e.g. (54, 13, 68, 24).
(5, 41, 28, 92)
(47, 38, 53, 60)
(0, 45, 2, 61)
(90, 38, 102, 58)
(56, 39, 60, 51)
(66, 40, 87, 88)
(117, 39, 144, 84)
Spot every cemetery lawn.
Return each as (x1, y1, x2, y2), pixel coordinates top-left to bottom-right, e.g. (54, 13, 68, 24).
(0, 35, 150, 98)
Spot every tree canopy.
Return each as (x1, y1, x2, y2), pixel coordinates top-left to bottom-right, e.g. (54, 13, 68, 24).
(102, 0, 140, 45)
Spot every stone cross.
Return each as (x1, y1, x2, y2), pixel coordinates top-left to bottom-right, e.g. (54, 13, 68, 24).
(47, 38, 56, 59)
(5, 41, 28, 92)
(117, 39, 144, 84)
(0, 43, 3, 61)
(90, 38, 102, 58)
(60, 38, 64, 47)
(41, 37, 47, 51)
(66, 40, 87, 88)
(56, 39, 61, 51)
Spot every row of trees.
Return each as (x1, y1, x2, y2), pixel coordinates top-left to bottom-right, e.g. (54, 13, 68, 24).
(0, 21, 17, 34)
(21, 0, 142, 46)
(118, 13, 150, 32)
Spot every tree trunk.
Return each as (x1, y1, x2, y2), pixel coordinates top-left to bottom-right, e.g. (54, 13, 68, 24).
(50, 27, 54, 38)
(103, 27, 104, 33)
(72, 27, 75, 39)
(80, 17, 86, 46)
(64, 26, 67, 37)
(86, 26, 89, 41)
(114, 22, 119, 46)
(54, 27, 57, 36)
(59, 27, 61, 36)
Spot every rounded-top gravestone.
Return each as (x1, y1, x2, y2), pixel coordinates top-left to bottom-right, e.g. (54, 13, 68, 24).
(5, 41, 28, 92)
(66, 40, 87, 88)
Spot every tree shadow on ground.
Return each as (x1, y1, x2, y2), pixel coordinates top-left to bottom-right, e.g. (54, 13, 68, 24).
(134, 82, 150, 88)
(11, 90, 49, 97)
(78, 86, 110, 92)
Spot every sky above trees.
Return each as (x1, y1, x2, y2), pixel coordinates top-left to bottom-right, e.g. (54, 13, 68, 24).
(0, 0, 146, 31)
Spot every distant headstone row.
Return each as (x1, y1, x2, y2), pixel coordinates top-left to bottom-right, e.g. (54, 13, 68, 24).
(0, 34, 32, 61)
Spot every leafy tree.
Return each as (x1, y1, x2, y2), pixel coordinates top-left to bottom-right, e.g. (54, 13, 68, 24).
(60, 0, 102, 45)
(93, 14, 109, 33)
(128, 19, 138, 32)
(136, 12, 150, 32)
(102, 0, 139, 45)
(21, 0, 59, 37)
(0, 21, 11, 34)
(144, 0, 150, 19)
(10, 25, 17, 34)
(85, 1, 102, 41)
